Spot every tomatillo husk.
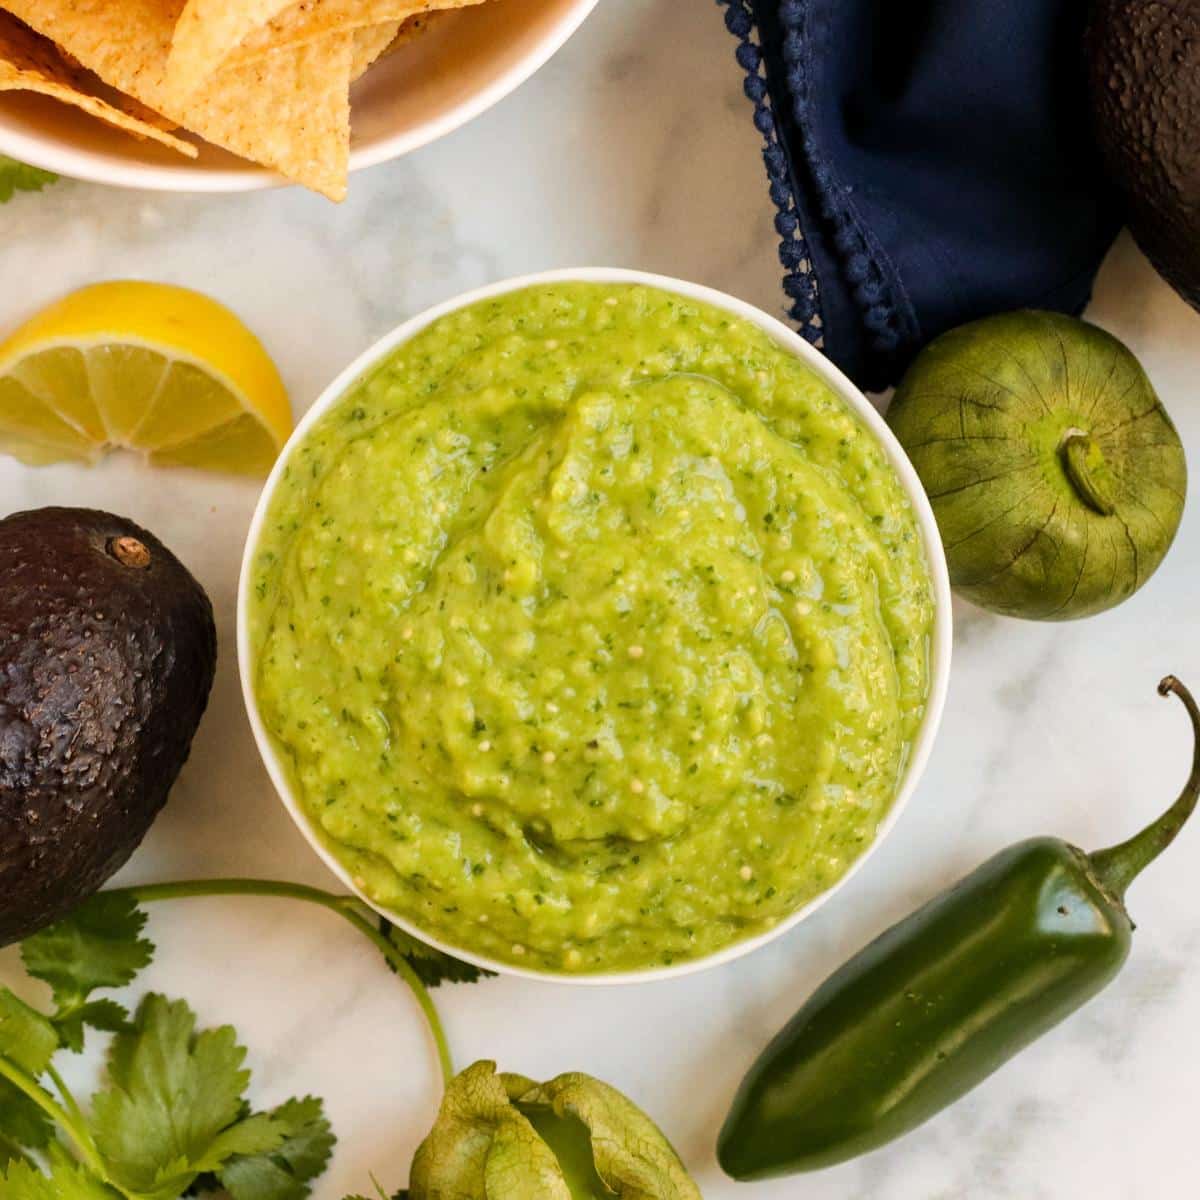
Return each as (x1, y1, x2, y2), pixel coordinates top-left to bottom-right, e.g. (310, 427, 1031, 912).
(888, 311, 1186, 620)
(408, 1061, 701, 1198)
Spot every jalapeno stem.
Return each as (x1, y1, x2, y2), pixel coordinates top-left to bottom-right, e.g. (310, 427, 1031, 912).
(1089, 676, 1200, 903)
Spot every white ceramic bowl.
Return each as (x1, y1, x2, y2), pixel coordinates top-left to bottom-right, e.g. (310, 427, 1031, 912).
(238, 268, 954, 985)
(0, 0, 598, 192)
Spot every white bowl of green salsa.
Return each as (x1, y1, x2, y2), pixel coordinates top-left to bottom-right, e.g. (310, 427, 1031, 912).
(238, 269, 953, 985)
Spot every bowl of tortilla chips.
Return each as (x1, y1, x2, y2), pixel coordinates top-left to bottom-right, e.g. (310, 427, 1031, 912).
(0, 0, 598, 201)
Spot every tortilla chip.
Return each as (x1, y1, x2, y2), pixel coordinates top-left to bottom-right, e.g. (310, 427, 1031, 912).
(233, 0, 484, 66)
(371, 11, 451, 70)
(350, 21, 404, 82)
(349, 14, 446, 81)
(1, 0, 352, 200)
(0, 11, 197, 156)
(166, 0, 297, 101)
(118, 94, 183, 134)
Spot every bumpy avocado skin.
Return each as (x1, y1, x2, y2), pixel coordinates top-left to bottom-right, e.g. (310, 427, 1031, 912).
(1088, 0, 1200, 308)
(0, 508, 216, 945)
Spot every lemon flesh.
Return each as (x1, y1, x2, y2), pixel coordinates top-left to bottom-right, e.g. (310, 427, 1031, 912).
(0, 282, 290, 475)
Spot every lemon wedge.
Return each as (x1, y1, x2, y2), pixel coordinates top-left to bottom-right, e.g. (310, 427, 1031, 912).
(0, 281, 291, 475)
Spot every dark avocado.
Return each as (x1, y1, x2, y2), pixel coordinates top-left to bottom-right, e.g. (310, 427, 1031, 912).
(0, 508, 216, 945)
(1088, 0, 1200, 308)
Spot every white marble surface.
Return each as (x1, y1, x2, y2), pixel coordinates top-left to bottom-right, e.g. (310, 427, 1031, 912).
(3, 2, 1200, 1196)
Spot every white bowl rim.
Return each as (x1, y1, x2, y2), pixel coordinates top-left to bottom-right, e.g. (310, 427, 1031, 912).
(237, 266, 954, 986)
(0, 0, 600, 193)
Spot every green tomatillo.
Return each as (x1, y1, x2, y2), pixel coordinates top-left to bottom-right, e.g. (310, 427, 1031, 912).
(888, 311, 1186, 619)
(406, 1061, 701, 1199)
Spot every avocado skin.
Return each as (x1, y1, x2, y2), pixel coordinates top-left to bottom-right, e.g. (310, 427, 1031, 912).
(1088, 0, 1200, 308)
(0, 508, 216, 945)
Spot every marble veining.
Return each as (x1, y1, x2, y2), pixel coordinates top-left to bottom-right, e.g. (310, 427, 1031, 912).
(2, 1, 1200, 1195)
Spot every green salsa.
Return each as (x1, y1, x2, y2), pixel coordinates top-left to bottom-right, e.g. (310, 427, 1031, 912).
(250, 283, 934, 974)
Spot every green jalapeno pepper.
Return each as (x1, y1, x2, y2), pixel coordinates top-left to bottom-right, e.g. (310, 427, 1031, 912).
(718, 675, 1200, 1181)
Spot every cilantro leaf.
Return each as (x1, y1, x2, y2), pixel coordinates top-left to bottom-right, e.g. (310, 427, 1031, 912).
(22, 893, 154, 1002)
(21, 894, 153, 1052)
(55, 1001, 133, 1056)
(89, 994, 283, 1200)
(0, 1079, 53, 1169)
(217, 1096, 335, 1200)
(0, 990, 58, 1077)
(0, 158, 57, 205)
(0, 1158, 117, 1199)
(379, 920, 494, 989)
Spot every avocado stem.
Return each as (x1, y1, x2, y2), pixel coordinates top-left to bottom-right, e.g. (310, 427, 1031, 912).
(1089, 677, 1200, 904)
(110, 878, 454, 1088)
(107, 535, 151, 568)
(1060, 430, 1116, 516)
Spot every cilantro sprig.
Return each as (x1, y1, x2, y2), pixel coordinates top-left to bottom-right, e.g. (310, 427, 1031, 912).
(118, 879, 465, 1083)
(0, 879, 489, 1199)
(20, 893, 153, 1053)
(378, 920, 495, 991)
(0, 157, 57, 204)
(0, 893, 333, 1199)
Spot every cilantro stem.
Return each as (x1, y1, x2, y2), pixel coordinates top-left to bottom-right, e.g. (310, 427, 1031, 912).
(0, 1055, 107, 1179)
(46, 1061, 89, 1132)
(108, 879, 454, 1087)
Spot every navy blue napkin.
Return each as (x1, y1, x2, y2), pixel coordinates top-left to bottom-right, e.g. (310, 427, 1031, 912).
(721, 0, 1123, 391)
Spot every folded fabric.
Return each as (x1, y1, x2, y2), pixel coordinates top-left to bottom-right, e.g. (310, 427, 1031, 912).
(721, 0, 1123, 391)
